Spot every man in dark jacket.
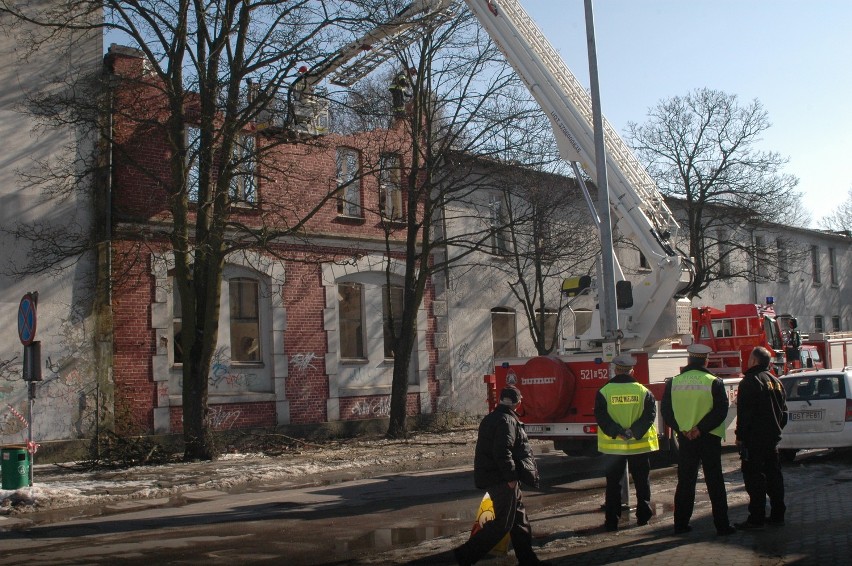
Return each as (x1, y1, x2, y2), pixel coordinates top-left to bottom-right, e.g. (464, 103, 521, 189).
(594, 353, 658, 531)
(662, 343, 736, 536)
(734, 346, 788, 530)
(453, 386, 549, 566)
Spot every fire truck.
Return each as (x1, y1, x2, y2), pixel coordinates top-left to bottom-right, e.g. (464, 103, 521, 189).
(799, 332, 852, 370)
(690, 302, 787, 377)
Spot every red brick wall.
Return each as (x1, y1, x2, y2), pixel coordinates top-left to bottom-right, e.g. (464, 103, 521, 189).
(169, 402, 277, 432)
(107, 49, 439, 433)
(111, 241, 158, 434)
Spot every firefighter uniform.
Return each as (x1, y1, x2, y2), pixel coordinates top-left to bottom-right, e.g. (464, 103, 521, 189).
(661, 343, 736, 535)
(594, 353, 658, 531)
(388, 68, 414, 117)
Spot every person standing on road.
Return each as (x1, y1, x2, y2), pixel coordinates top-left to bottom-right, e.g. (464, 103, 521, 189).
(453, 386, 550, 566)
(662, 343, 736, 536)
(594, 353, 658, 531)
(734, 346, 788, 530)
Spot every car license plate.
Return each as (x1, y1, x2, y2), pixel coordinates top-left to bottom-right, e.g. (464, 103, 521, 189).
(525, 425, 547, 433)
(791, 410, 823, 421)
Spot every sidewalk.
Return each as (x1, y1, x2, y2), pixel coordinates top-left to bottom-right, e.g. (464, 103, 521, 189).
(535, 466, 852, 565)
(359, 449, 852, 565)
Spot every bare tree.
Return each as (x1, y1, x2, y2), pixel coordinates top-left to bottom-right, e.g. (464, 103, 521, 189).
(626, 88, 807, 298)
(819, 187, 852, 234)
(493, 170, 599, 355)
(0, 0, 391, 460)
(331, 4, 579, 437)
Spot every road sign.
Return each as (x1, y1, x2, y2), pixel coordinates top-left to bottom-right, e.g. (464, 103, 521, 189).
(18, 292, 38, 346)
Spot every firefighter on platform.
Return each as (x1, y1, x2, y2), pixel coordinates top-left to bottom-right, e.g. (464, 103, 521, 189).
(662, 343, 736, 536)
(785, 318, 803, 368)
(389, 67, 416, 118)
(594, 353, 658, 531)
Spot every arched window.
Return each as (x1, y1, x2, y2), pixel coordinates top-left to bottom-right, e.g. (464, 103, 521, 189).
(491, 307, 517, 358)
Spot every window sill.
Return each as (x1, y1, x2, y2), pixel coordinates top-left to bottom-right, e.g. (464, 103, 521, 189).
(340, 358, 370, 365)
(231, 201, 259, 211)
(336, 214, 365, 224)
(381, 217, 406, 226)
(168, 392, 275, 405)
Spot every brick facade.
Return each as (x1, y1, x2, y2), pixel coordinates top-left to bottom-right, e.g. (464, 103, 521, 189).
(106, 46, 439, 434)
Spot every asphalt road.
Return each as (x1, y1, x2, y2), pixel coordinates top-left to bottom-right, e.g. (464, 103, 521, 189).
(0, 447, 623, 565)
(3, 446, 839, 565)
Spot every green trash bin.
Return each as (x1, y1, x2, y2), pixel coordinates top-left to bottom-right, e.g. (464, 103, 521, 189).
(1, 445, 30, 489)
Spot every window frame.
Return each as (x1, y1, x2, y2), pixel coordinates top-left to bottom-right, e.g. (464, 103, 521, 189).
(491, 307, 518, 358)
(811, 245, 821, 284)
(828, 247, 838, 286)
(489, 194, 510, 256)
(379, 154, 404, 221)
(336, 147, 362, 218)
(186, 125, 201, 203)
(338, 281, 367, 360)
(229, 133, 258, 204)
(814, 315, 824, 334)
(228, 277, 262, 363)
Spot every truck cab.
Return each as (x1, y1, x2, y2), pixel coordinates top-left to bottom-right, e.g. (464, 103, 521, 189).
(691, 303, 787, 376)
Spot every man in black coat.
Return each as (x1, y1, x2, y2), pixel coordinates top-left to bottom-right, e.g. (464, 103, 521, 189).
(453, 386, 549, 566)
(735, 346, 788, 530)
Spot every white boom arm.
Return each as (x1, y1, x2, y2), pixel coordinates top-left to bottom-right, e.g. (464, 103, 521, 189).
(461, 0, 687, 349)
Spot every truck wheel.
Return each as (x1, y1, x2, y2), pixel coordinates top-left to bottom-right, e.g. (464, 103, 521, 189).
(779, 449, 797, 463)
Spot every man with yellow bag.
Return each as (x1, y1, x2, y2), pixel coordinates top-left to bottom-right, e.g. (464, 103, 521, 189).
(594, 353, 658, 531)
(453, 386, 550, 566)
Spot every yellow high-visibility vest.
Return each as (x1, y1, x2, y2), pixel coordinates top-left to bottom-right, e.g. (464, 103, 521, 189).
(597, 381, 659, 454)
(671, 369, 727, 439)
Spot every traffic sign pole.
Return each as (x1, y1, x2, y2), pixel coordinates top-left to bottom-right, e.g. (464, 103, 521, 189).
(17, 292, 39, 487)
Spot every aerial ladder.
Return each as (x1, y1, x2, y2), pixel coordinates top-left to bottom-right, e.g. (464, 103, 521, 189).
(257, 0, 455, 135)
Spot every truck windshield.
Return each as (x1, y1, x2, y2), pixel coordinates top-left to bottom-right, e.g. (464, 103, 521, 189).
(765, 316, 783, 349)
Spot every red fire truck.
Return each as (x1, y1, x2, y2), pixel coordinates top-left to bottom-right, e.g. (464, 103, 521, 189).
(690, 302, 787, 377)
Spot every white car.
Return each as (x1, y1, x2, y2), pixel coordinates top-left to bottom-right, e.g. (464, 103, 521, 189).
(778, 368, 852, 460)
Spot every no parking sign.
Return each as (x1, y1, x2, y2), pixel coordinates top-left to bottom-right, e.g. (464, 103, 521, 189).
(18, 292, 37, 346)
(18, 292, 42, 381)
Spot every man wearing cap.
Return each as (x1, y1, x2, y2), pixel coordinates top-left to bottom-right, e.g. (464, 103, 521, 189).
(594, 352, 658, 531)
(453, 386, 550, 566)
(662, 343, 736, 536)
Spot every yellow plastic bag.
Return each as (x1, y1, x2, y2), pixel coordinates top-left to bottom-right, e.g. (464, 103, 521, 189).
(470, 492, 510, 555)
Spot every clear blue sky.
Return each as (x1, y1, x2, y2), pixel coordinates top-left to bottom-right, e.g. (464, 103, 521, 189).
(523, 0, 852, 226)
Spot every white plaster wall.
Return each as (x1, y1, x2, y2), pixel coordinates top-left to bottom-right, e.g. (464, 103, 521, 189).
(0, 15, 102, 443)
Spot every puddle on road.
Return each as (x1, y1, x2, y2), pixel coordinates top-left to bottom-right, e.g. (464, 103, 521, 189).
(339, 508, 476, 553)
(344, 525, 461, 552)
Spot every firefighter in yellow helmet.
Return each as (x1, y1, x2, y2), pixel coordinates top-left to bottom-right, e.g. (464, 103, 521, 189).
(594, 353, 658, 531)
(661, 343, 736, 536)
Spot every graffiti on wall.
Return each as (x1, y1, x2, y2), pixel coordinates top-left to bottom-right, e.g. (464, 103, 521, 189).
(456, 342, 492, 376)
(208, 347, 259, 391)
(207, 405, 242, 430)
(350, 397, 391, 417)
(0, 355, 97, 442)
(290, 352, 319, 375)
